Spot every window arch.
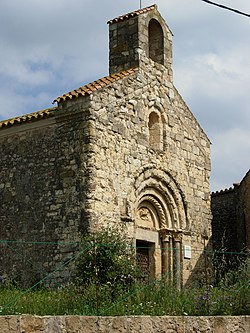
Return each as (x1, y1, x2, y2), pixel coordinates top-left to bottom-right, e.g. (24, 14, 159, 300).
(148, 111, 162, 150)
(148, 19, 164, 65)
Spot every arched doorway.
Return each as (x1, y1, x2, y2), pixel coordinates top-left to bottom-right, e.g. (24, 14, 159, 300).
(134, 169, 188, 288)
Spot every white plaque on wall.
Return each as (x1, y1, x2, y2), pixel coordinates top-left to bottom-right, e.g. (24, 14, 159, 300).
(184, 245, 191, 259)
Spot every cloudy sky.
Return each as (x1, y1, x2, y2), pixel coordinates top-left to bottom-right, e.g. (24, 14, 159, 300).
(0, 0, 249, 191)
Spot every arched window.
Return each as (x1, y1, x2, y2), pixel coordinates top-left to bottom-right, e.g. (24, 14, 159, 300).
(148, 112, 162, 150)
(148, 19, 164, 65)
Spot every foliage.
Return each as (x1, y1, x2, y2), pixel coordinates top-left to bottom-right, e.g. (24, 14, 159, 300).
(0, 235, 249, 316)
(74, 226, 139, 292)
(0, 272, 248, 316)
(191, 260, 250, 316)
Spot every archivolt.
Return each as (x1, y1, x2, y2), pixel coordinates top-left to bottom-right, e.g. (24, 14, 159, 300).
(133, 168, 189, 231)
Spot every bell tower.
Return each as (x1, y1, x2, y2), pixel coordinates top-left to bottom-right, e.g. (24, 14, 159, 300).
(108, 4, 173, 79)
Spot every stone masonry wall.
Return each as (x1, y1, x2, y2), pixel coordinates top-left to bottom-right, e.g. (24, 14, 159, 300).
(211, 171, 250, 276)
(63, 54, 212, 285)
(109, 16, 140, 74)
(238, 171, 250, 250)
(211, 188, 239, 277)
(0, 6, 212, 288)
(0, 315, 249, 333)
(211, 188, 238, 253)
(0, 101, 91, 287)
(212, 171, 250, 254)
(109, 6, 173, 80)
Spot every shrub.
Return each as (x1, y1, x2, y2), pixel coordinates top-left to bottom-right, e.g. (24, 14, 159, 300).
(75, 226, 138, 292)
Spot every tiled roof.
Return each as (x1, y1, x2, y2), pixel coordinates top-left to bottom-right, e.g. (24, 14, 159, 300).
(107, 4, 157, 25)
(54, 68, 138, 103)
(0, 68, 138, 130)
(0, 108, 56, 130)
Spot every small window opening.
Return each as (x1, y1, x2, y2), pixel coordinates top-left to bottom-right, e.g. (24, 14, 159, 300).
(148, 19, 164, 64)
(148, 112, 161, 150)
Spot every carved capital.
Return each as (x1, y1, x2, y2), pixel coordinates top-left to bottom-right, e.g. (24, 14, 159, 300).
(172, 230, 182, 242)
(160, 228, 172, 242)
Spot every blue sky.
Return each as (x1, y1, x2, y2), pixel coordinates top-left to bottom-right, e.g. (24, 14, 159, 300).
(0, 0, 249, 191)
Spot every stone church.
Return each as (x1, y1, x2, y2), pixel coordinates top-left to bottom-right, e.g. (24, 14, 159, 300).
(0, 5, 211, 287)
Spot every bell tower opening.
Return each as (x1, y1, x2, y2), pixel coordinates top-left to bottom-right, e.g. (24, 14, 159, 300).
(148, 19, 164, 65)
(108, 5, 172, 77)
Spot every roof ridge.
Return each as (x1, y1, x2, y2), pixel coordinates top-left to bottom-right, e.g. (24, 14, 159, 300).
(1, 67, 139, 128)
(107, 4, 157, 25)
(0, 107, 56, 130)
(54, 67, 139, 104)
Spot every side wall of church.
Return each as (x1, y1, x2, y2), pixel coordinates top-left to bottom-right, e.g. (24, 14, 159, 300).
(78, 58, 211, 285)
(238, 172, 250, 251)
(211, 189, 238, 253)
(211, 172, 249, 276)
(212, 173, 250, 254)
(0, 101, 91, 287)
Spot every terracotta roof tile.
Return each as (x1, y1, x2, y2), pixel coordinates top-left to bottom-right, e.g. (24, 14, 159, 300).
(1, 68, 139, 130)
(0, 107, 56, 130)
(54, 67, 138, 104)
(107, 4, 157, 25)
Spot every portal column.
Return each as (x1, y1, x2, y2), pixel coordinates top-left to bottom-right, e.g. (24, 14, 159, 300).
(160, 231, 172, 283)
(173, 232, 182, 290)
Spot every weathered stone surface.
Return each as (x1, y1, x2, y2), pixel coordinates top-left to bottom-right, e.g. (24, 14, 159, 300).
(211, 170, 250, 275)
(108, 5, 172, 81)
(45, 316, 66, 333)
(0, 316, 19, 333)
(0, 316, 250, 333)
(238, 171, 250, 252)
(0, 5, 211, 287)
(65, 316, 99, 333)
(0, 104, 92, 287)
(20, 315, 45, 333)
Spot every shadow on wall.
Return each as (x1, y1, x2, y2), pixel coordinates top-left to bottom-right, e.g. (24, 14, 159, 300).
(211, 170, 250, 281)
(184, 237, 213, 289)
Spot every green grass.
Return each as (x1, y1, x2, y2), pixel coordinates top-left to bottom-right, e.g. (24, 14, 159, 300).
(0, 276, 249, 316)
(1, 234, 249, 317)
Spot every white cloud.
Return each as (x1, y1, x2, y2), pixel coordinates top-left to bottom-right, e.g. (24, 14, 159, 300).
(0, 89, 54, 120)
(173, 46, 250, 136)
(0, 61, 54, 86)
(0, 0, 249, 190)
(211, 128, 250, 191)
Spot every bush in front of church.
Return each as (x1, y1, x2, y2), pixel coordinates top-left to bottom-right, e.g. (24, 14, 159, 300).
(75, 226, 139, 292)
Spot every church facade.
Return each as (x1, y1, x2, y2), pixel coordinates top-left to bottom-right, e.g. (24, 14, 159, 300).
(0, 5, 211, 287)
